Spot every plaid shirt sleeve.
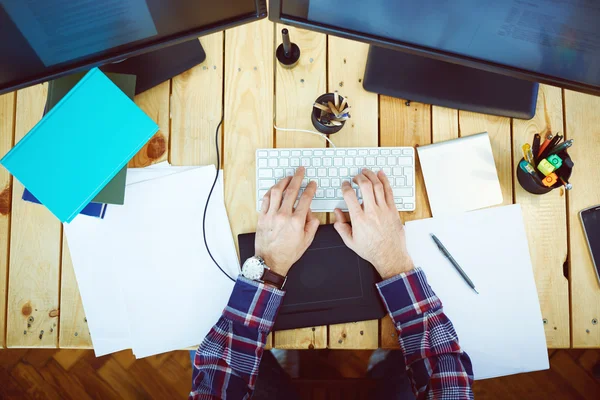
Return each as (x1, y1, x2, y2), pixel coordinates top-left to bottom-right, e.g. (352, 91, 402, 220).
(189, 276, 284, 400)
(376, 267, 474, 400)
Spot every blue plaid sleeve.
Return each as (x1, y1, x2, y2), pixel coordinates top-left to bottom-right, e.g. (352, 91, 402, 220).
(189, 276, 284, 400)
(377, 268, 474, 400)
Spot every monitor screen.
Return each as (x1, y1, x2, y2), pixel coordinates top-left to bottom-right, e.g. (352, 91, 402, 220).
(280, 0, 600, 92)
(0, 0, 261, 93)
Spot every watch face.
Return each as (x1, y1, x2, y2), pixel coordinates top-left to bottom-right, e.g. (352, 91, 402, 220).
(242, 257, 264, 280)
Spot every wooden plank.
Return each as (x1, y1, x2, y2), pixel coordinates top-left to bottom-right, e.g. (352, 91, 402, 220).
(7, 84, 61, 348)
(0, 91, 16, 349)
(513, 85, 569, 348)
(128, 81, 170, 167)
(273, 25, 328, 350)
(459, 111, 512, 206)
(327, 37, 378, 349)
(223, 19, 274, 348)
(58, 235, 92, 348)
(379, 97, 432, 348)
(171, 34, 224, 167)
(564, 90, 600, 348)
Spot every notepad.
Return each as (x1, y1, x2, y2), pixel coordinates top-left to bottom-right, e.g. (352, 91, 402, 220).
(417, 132, 503, 217)
(0, 68, 159, 222)
(404, 204, 549, 379)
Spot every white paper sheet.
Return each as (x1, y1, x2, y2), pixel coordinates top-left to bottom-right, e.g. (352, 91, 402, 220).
(65, 165, 239, 358)
(404, 204, 549, 379)
(417, 132, 503, 217)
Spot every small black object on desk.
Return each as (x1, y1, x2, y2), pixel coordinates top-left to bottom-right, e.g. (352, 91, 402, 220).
(276, 28, 301, 69)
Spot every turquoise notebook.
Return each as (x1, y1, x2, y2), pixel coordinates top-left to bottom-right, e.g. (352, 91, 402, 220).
(0, 68, 159, 223)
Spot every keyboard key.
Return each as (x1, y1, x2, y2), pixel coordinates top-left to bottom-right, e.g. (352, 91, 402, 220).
(392, 167, 403, 176)
(314, 150, 324, 156)
(355, 157, 365, 166)
(313, 158, 322, 167)
(393, 188, 413, 197)
(358, 149, 368, 156)
(302, 179, 308, 187)
(326, 189, 335, 198)
(381, 149, 391, 155)
(392, 149, 402, 155)
(280, 158, 289, 167)
(348, 149, 358, 156)
(280, 150, 290, 157)
(274, 169, 284, 178)
(258, 169, 273, 178)
(405, 203, 414, 209)
(394, 197, 403, 204)
(336, 150, 346, 156)
(317, 168, 327, 177)
(339, 167, 349, 177)
(336, 189, 343, 197)
(325, 150, 335, 156)
(321, 178, 330, 187)
(344, 158, 354, 166)
(323, 158, 332, 166)
(269, 150, 278, 157)
(316, 189, 324, 198)
(387, 157, 397, 165)
(383, 167, 391, 175)
(301, 158, 311, 167)
(268, 159, 278, 167)
(366, 157, 375, 166)
(334, 158, 343, 166)
(286, 168, 295, 176)
(307, 168, 316, 177)
(396, 177, 406, 186)
(350, 168, 359, 176)
(309, 178, 319, 185)
(406, 175, 414, 185)
(303, 150, 312, 156)
(373, 167, 381, 173)
(291, 150, 301, 156)
(290, 158, 300, 167)
(398, 157, 412, 166)
(259, 179, 276, 189)
(369, 149, 378, 155)
(258, 190, 268, 198)
(329, 169, 338, 177)
(331, 178, 341, 187)
(257, 159, 268, 168)
(403, 149, 413, 155)
(257, 150, 268, 157)
(376, 157, 386, 166)
(404, 166, 414, 175)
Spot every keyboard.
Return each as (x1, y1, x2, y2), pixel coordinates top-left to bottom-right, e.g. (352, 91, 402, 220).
(256, 147, 416, 212)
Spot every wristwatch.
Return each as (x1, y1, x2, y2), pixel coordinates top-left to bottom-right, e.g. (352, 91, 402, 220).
(241, 256, 287, 290)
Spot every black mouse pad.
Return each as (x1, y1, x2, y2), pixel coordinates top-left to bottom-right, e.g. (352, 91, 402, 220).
(238, 224, 387, 331)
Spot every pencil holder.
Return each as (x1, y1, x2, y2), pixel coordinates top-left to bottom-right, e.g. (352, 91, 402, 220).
(311, 93, 349, 135)
(516, 152, 573, 195)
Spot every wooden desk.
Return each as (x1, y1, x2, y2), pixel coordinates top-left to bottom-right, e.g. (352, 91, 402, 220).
(1, 21, 599, 350)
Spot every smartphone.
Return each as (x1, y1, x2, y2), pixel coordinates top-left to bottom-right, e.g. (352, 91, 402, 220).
(580, 205, 600, 285)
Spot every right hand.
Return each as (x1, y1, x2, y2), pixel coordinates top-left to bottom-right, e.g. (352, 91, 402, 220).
(333, 169, 414, 280)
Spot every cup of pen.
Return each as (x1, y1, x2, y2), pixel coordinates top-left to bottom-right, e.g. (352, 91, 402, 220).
(517, 133, 574, 195)
(311, 92, 350, 135)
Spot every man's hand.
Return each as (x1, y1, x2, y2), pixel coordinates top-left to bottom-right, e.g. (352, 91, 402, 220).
(333, 169, 414, 280)
(255, 167, 320, 277)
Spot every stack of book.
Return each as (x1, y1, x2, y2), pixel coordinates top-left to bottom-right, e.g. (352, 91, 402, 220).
(0, 68, 159, 222)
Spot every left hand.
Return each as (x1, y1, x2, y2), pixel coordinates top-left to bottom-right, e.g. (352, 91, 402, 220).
(255, 167, 320, 276)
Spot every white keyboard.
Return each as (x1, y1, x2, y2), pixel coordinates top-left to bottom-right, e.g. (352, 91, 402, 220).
(256, 147, 416, 212)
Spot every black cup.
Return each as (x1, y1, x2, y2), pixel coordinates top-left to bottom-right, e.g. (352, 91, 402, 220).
(516, 152, 573, 194)
(311, 93, 347, 135)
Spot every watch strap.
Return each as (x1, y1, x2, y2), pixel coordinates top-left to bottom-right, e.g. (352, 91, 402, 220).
(262, 268, 287, 290)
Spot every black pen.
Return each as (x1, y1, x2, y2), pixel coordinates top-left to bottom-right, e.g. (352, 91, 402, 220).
(430, 234, 479, 294)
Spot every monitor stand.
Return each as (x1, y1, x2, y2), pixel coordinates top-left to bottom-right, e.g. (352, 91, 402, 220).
(363, 45, 538, 120)
(101, 39, 206, 95)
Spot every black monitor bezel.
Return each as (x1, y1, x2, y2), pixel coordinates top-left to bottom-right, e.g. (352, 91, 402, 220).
(0, 1, 267, 95)
(270, 0, 600, 97)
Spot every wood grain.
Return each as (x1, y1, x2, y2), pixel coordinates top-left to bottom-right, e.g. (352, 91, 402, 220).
(273, 25, 328, 350)
(0, 91, 15, 348)
(327, 37, 378, 349)
(379, 96, 433, 348)
(7, 84, 61, 347)
(564, 90, 600, 348)
(128, 81, 170, 167)
(223, 19, 275, 348)
(513, 85, 569, 348)
(171, 34, 224, 167)
(58, 236, 91, 348)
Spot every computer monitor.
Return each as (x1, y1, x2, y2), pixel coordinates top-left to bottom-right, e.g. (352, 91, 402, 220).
(270, 0, 600, 119)
(0, 0, 267, 95)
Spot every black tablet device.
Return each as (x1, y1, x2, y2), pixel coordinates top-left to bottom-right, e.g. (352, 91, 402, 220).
(238, 224, 387, 331)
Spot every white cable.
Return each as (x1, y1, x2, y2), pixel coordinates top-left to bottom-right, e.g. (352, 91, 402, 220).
(273, 125, 337, 148)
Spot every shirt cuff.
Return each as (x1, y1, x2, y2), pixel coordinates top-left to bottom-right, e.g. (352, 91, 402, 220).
(222, 276, 285, 331)
(376, 268, 442, 325)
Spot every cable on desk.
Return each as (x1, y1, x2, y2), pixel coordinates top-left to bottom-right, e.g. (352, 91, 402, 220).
(203, 120, 236, 282)
(274, 124, 337, 148)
